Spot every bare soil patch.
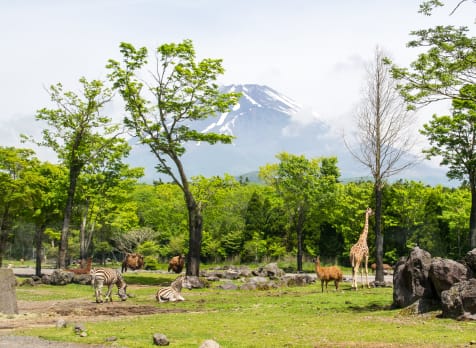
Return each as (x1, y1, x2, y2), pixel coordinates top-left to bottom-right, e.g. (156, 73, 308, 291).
(0, 298, 181, 331)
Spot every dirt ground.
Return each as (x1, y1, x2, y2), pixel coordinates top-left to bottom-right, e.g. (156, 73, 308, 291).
(0, 298, 176, 347)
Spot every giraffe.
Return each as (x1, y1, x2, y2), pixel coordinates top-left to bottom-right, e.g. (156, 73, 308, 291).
(349, 207, 374, 289)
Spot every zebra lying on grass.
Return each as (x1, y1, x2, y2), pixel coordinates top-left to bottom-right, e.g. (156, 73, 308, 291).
(90, 267, 128, 303)
(156, 275, 192, 303)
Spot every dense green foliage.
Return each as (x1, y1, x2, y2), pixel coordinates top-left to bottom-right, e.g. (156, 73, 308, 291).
(1, 147, 472, 268)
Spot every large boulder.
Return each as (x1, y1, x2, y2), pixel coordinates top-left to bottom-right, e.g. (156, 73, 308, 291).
(429, 257, 470, 298)
(0, 269, 18, 314)
(464, 248, 476, 274)
(441, 278, 476, 320)
(392, 247, 435, 309)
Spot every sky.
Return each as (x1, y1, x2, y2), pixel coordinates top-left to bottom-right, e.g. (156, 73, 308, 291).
(0, 0, 474, 172)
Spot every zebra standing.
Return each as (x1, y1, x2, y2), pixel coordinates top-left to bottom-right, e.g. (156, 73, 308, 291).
(90, 267, 128, 303)
(155, 275, 191, 303)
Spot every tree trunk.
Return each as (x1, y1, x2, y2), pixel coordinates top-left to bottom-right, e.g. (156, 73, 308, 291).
(79, 200, 89, 261)
(58, 166, 80, 269)
(0, 206, 11, 268)
(185, 194, 202, 277)
(470, 179, 476, 249)
(296, 206, 305, 273)
(374, 183, 385, 283)
(34, 224, 46, 277)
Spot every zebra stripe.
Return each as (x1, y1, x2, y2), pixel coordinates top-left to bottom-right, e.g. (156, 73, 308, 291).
(155, 275, 191, 303)
(90, 267, 127, 303)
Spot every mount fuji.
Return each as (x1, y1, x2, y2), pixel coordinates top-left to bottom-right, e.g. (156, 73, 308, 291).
(126, 84, 453, 186)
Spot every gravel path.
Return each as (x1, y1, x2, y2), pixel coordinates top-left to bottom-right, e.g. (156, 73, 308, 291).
(0, 335, 106, 347)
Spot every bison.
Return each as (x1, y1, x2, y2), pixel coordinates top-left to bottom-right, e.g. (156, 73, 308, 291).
(121, 253, 144, 272)
(168, 255, 185, 274)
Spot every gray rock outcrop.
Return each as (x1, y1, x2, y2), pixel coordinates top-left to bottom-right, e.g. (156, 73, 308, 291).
(393, 247, 476, 319)
(392, 247, 435, 309)
(441, 278, 476, 320)
(429, 257, 470, 298)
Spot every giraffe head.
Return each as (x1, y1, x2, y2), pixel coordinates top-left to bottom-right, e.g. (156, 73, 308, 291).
(366, 207, 374, 216)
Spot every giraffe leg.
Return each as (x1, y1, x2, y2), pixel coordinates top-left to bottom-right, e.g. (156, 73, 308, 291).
(364, 257, 369, 288)
(352, 265, 359, 290)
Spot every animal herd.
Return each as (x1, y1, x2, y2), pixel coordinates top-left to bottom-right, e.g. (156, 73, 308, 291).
(74, 208, 385, 302)
(64, 254, 189, 304)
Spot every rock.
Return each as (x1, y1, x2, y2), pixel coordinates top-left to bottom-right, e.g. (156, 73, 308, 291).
(398, 298, 440, 315)
(429, 257, 470, 298)
(252, 263, 285, 278)
(392, 247, 434, 310)
(223, 269, 240, 280)
(72, 274, 92, 285)
(183, 275, 207, 289)
(74, 323, 86, 333)
(56, 319, 67, 328)
(441, 278, 476, 320)
(371, 280, 393, 288)
(281, 273, 316, 286)
(0, 269, 18, 314)
(218, 281, 238, 290)
(241, 276, 279, 290)
(41, 274, 51, 284)
(20, 278, 36, 286)
(49, 270, 74, 285)
(153, 333, 170, 346)
(199, 339, 221, 348)
(464, 248, 476, 274)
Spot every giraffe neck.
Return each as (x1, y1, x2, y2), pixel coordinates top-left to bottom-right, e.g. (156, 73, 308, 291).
(359, 212, 370, 244)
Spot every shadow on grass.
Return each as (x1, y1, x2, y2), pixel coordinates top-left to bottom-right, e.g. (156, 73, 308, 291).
(346, 301, 392, 312)
(123, 273, 175, 286)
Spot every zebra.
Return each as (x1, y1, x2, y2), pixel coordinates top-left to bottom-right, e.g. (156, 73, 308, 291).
(155, 275, 192, 303)
(90, 267, 128, 303)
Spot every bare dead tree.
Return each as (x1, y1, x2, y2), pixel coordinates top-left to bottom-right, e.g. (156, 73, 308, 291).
(345, 47, 417, 284)
(112, 227, 156, 253)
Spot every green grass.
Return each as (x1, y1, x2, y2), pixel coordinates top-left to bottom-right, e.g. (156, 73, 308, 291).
(10, 274, 476, 347)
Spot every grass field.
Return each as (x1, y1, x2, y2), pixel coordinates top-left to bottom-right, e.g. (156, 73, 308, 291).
(6, 271, 475, 348)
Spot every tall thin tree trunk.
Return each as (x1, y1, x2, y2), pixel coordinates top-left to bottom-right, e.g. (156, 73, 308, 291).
(59, 166, 80, 269)
(470, 178, 476, 249)
(296, 206, 305, 273)
(374, 184, 385, 284)
(79, 199, 90, 261)
(35, 224, 46, 277)
(186, 195, 202, 277)
(0, 206, 11, 268)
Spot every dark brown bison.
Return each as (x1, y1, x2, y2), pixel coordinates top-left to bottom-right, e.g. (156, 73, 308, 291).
(168, 255, 185, 274)
(121, 253, 144, 272)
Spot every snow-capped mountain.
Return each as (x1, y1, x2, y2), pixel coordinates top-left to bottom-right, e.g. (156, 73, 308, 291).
(126, 84, 452, 186)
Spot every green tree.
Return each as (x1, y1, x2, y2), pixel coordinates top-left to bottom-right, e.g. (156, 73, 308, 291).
(389, 26, 475, 108)
(420, 85, 476, 248)
(23, 162, 66, 276)
(107, 40, 241, 276)
(28, 77, 128, 268)
(0, 147, 41, 267)
(410, 186, 450, 256)
(440, 186, 471, 257)
(75, 158, 142, 260)
(260, 153, 339, 272)
(383, 180, 427, 258)
(389, 2, 476, 248)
